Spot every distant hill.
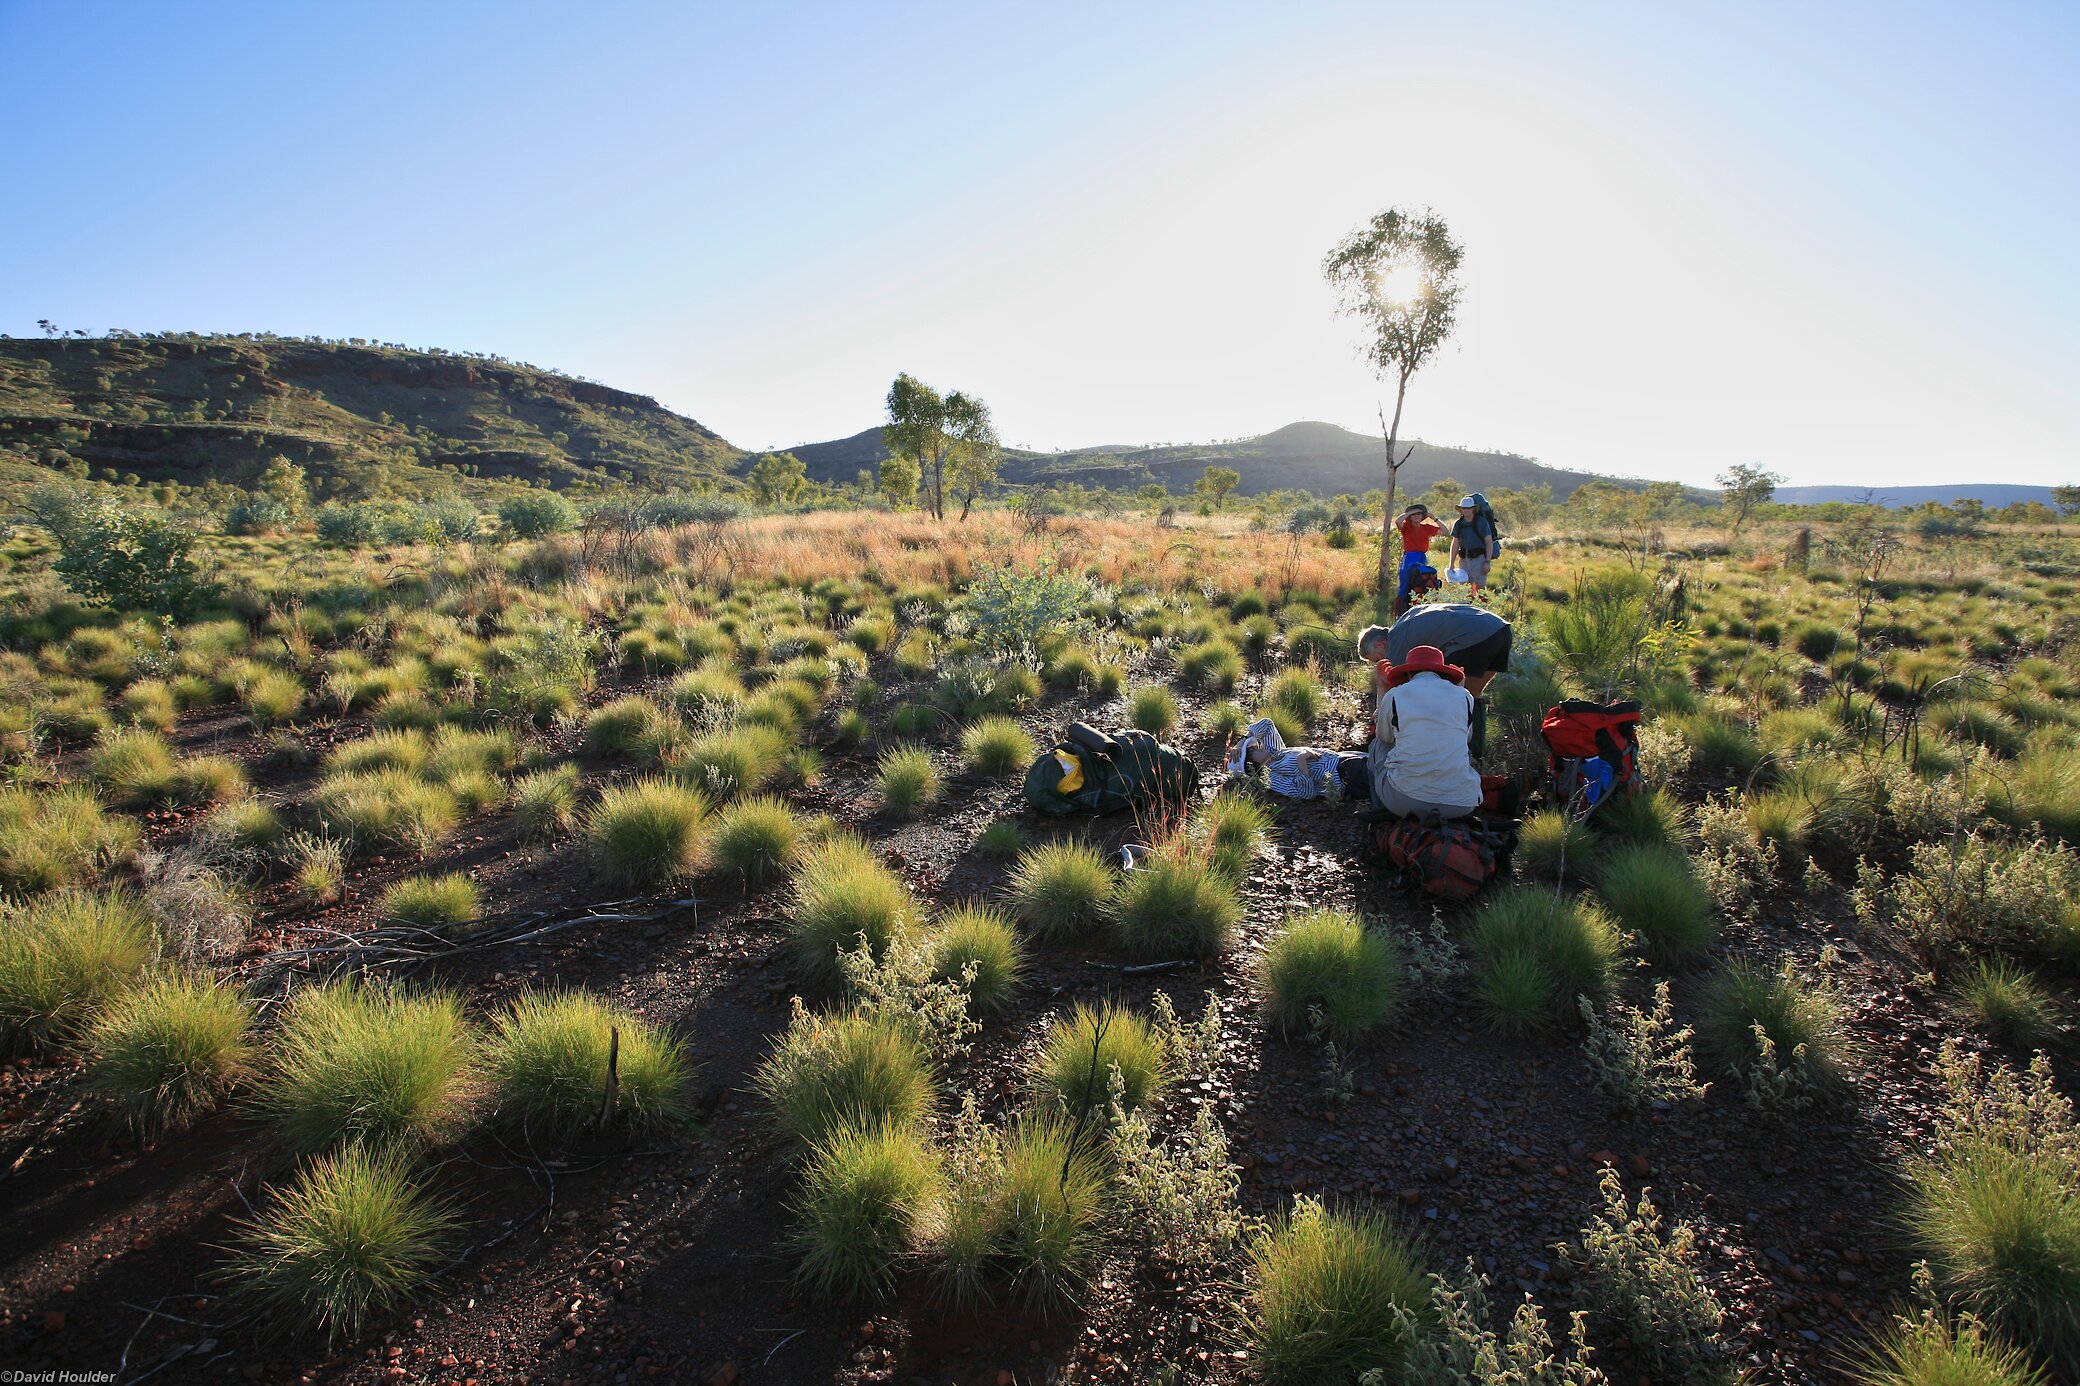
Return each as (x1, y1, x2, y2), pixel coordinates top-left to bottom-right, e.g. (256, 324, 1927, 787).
(1773, 483, 2059, 510)
(782, 419, 1629, 500)
(0, 335, 742, 494)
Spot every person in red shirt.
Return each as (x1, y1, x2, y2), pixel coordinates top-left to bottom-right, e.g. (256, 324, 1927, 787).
(1392, 504, 1443, 616)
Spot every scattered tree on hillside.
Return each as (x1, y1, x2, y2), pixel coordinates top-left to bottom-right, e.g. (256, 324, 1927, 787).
(747, 451, 807, 507)
(1323, 207, 1466, 594)
(883, 374, 952, 518)
(1641, 480, 1691, 522)
(946, 394, 1001, 521)
(1195, 466, 1241, 511)
(1136, 483, 1168, 510)
(1717, 463, 1783, 534)
(2053, 485, 2080, 518)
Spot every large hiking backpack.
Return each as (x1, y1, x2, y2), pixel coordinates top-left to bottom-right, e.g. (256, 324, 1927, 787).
(1371, 815, 1508, 903)
(1467, 491, 1504, 553)
(1541, 699, 1644, 814)
(1023, 722, 1198, 817)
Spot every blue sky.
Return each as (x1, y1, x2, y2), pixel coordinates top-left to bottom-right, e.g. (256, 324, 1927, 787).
(3, 1, 2075, 487)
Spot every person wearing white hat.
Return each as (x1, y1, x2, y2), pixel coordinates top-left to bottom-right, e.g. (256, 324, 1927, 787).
(1446, 493, 1500, 600)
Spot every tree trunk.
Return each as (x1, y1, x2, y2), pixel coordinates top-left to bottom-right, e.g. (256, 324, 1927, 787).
(1376, 374, 1410, 595)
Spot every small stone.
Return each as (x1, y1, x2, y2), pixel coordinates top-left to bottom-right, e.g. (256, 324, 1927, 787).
(1628, 1154, 1651, 1178)
(703, 1361, 738, 1386)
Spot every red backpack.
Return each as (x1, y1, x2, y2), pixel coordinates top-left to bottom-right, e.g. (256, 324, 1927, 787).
(1371, 816, 1506, 903)
(1540, 699, 1644, 813)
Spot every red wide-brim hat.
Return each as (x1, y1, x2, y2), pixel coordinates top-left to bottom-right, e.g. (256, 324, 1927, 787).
(1382, 644, 1464, 687)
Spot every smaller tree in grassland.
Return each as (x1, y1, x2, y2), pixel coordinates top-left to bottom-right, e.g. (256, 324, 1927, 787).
(1717, 463, 1783, 535)
(49, 500, 215, 617)
(883, 372, 951, 519)
(1136, 483, 1168, 511)
(877, 453, 919, 508)
(499, 489, 580, 538)
(747, 451, 807, 507)
(946, 393, 1000, 521)
(2053, 485, 2080, 518)
(1195, 466, 1241, 511)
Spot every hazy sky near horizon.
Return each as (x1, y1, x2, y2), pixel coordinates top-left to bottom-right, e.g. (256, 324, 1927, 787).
(3, 1, 2076, 488)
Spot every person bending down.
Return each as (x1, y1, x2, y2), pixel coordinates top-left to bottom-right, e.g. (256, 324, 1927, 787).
(1358, 603, 1513, 759)
(1368, 645, 1482, 819)
(1226, 717, 1371, 802)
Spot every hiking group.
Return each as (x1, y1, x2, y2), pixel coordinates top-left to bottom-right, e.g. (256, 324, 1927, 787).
(1392, 492, 1501, 616)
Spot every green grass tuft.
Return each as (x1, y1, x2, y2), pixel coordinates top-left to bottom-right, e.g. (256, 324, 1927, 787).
(875, 744, 941, 819)
(85, 972, 254, 1137)
(709, 795, 802, 883)
(1466, 886, 1624, 1034)
(1694, 958, 1845, 1092)
(228, 1143, 455, 1343)
(1594, 844, 1718, 961)
(788, 835, 920, 982)
(1110, 839, 1241, 960)
(586, 777, 711, 887)
(1005, 840, 1114, 938)
(261, 982, 477, 1154)
(961, 717, 1036, 778)
(1249, 1198, 1431, 1385)
(1954, 958, 2062, 1049)
(1127, 686, 1179, 735)
(379, 873, 479, 930)
(928, 904, 1026, 1014)
(1262, 909, 1401, 1041)
(0, 891, 158, 1053)
(1034, 1001, 1169, 1124)
(485, 988, 690, 1137)
(756, 1008, 937, 1149)
(510, 763, 580, 842)
(791, 1122, 944, 1301)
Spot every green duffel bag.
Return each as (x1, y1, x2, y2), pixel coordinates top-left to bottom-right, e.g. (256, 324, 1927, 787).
(1023, 722, 1198, 816)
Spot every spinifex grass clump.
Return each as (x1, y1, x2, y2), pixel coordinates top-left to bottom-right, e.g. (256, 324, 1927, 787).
(960, 717, 1035, 778)
(791, 1122, 945, 1302)
(788, 835, 920, 982)
(678, 722, 788, 802)
(485, 989, 689, 1137)
(379, 873, 479, 930)
(0, 891, 158, 1053)
(994, 1115, 1109, 1309)
(308, 768, 460, 857)
(510, 763, 580, 842)
(928, 904, 1025, 1014)
(1594, 844, 1717, 962)
(756, 1007, 937, 1150)
(1034, 1001, 1169, 1125)
(1263, 666, 1325, 731)
(1005, 840, 1114, 938)
(586, 778, 711, 887)
(1906, 1045, 2080, 1371)
(262, 982, 477, 1154)
(1261, 909, 1402, 1042)
(0, 784, 139, 894)
(1953, 958, 2061, 1048)
(86, 726, 182, 806)
(1600, 787, 1690, 851)
(85, 972, 254, 1137)
(708, 795, 802, 883)
(1197, 792, 1275, 881)
(1467, 886, 1624, 1035)
(1695, 958, 1845, 1104)
(1248, 1197, 1431, 1385)
(1515, 809, 1600, 883)
(874, 744, 941, 819)
(228, 1143, 455, 1343)
(1110, 835, 1241, 960)
(1127, 686, 1178, 736)
(1853, 1309, 2049, 1386)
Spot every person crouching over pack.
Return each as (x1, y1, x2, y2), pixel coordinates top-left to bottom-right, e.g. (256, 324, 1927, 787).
(1368, 645, 1482, 819)
(1358, 603, 1512, 759)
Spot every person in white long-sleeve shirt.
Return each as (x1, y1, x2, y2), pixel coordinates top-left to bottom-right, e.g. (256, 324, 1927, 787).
(1368, 645, 1482, 818)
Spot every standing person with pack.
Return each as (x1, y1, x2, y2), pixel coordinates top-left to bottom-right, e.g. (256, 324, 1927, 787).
(1446, 493, 1501, 600)
(1391, 503, 1444, 617)
(1367, 645, 1482, 819)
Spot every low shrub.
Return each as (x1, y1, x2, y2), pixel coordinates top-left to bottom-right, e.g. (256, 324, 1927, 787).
(875, 744, 941, 819)
(84, 972, 254, 1137)
(792, 1122, 944, 1301)
(960, 717, 1035, 777)
(1594, 844, 1717, 962)
(261, 982, 477, 1154)
(1563, 1168, 1728, 1376)
(755, 1007, 937, 1149)
(1249, 1197, 1430, 1385)
(0, 891, 158, 1052)
(1005, 840, 1114, 938)
(1579, 981, 1707, 1113)
(1110, 838, 1241, 960)
(788, 835, 920, 982)
(1261, 909, 1401, 1042)
(1034, 1001, 1168, 1125)
(586, 778, 710, 887)
(485, 989, 689, 1137)
(229, 1144, 455, 1343)
(379, 873, 479, 930)
(928, 905, 1025, 1014)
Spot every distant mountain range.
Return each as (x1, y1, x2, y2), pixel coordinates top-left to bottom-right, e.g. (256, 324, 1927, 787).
(781, 419, 1630, 500)
(1772, 483, 2059, 509)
